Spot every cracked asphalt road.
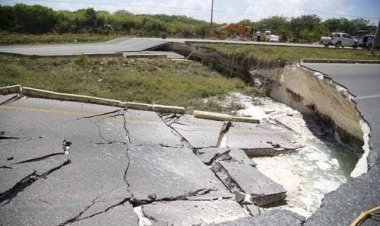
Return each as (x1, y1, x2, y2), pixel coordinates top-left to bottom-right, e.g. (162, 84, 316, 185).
(0, 96, 303, 225)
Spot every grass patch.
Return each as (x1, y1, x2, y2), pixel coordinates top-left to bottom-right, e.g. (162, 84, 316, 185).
(195, 44, 376, 62)
(0, 32, 125, 45)
(0, 54, 256, 112)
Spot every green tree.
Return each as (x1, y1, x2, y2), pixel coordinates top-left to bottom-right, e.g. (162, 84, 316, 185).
(0, 5, 12, 30)
(11, 4, 57, 33)
(291, 14, 321, 42)
(256, 16, 291, 41)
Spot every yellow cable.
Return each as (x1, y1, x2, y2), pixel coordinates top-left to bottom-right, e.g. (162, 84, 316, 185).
(350, 205, 380, 226)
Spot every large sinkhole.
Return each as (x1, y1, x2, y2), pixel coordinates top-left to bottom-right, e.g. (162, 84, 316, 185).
(211, 93, 359, 217)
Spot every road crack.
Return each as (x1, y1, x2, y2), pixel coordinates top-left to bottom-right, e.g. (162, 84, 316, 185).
(13, 152, 65, 165)
(76, 109, 122, 120)
(0, 159, 71, 207)
(58, 191, 130, 225)
(121, 110, 132, 192)
(157, 113, 196, 153)
(0, 94, 22, 106)
(130, 188, 218, 207)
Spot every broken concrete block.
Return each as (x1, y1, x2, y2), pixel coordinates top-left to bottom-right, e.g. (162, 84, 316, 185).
(141, 200, 249, 225)
(123, 101, 153, 111)
(193, 110, 232, 121)
(22, 87, 122, 107)
(228, 148, 257, 166)
(226, 122, 298, 157)
(124, 109, 183, 147)
(152, 104, 185, 114)
(0, 85, 22, 95)
(213, 161, 286, 207)
(127, 145, 232, 202)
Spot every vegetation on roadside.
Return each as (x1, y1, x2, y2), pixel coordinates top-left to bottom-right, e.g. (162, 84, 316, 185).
(244, 15, 375, 43)
(0, 32, 125, 45)
(197, 44, 376, 62)
(0, 54, 256, 112)
(0, 4, 375, 44)
(0, 4, 210, 40)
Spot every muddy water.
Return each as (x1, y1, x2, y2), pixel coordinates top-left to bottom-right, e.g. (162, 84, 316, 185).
(225, 93, 358, 216)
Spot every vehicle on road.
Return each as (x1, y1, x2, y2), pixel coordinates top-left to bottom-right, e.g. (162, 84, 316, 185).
(320, 36, 332, 45)
(321, 32, 358, 48)
(256, 30, 280, 42)
(356, 35, 374, 50)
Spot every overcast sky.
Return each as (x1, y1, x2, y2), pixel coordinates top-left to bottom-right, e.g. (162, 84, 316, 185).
(2, 0, 379, 24)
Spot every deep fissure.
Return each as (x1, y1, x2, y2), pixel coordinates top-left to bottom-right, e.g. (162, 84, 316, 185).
(0, 159, 71, 207)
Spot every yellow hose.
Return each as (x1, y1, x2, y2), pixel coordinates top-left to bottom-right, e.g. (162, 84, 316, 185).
(350, 205, 380, 226)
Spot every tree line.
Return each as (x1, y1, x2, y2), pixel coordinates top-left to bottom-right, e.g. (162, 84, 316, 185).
(0, 4, 210, 37)
(0, 4, 376, 42)
(241, 15, 376, 42)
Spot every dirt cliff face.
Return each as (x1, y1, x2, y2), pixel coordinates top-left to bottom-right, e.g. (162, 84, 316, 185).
(255, 64, 363, 144)
(169, 43, 364, 150)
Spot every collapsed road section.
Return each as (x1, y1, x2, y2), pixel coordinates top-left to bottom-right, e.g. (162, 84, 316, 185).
(166, 43, 380, 225)
(0, 95, 306, 225)
(0, 45, 379, 225)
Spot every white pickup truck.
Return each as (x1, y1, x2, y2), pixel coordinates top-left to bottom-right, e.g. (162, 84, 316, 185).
(321, 32, 358, 48)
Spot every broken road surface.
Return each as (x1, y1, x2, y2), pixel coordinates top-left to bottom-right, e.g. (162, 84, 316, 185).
(0, 96, 305, 225)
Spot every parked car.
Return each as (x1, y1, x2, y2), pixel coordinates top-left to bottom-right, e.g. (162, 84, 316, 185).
(320, 36, 332, 45)
(321, 32, 358, 48)
(356, 35, 374, 50)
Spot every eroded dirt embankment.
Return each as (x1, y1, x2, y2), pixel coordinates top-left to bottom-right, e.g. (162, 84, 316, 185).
(168, 43, 366, 172)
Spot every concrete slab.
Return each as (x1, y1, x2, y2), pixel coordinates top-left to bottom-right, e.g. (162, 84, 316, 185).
(226, 122, 298, 156)
(141, 200, 249, 225)
(197, 147, 256, 166)
(213, 161, 286, 206)
(124, 109, 183, 147)
(212, 209, 305, 226)
(167, 114, 225, 148)
(127, 145, 232, 202)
